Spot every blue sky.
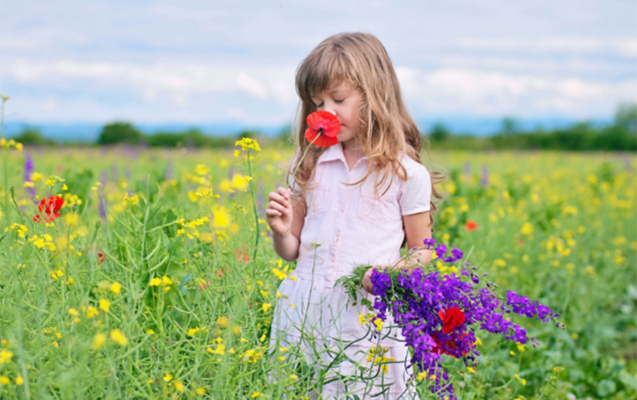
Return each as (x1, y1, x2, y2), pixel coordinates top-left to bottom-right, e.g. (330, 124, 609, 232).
(0, 0, 635, 130)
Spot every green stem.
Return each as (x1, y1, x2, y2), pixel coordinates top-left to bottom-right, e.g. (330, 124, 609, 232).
(246, 150, 259, 263)
(289, 131, 322, 183)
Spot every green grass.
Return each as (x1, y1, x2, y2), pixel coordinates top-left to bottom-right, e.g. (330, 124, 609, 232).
(0, 144, 635, 399)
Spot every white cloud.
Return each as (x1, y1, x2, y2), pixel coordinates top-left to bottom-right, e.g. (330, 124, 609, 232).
(397, 67, 637, 117)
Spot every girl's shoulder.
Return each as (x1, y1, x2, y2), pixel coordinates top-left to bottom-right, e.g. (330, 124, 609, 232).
(396, 153, 430, 180)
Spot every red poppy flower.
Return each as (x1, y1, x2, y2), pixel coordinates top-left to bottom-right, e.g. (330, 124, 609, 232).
(438, 307, 465, 334)
(33, 195, 64, 223)
(304, 111, 341, 147)
(98, 252, 105, 265)
(465, 220, 478, 232)
(430, 330, 470, 358)
(235, 249, 249, 263)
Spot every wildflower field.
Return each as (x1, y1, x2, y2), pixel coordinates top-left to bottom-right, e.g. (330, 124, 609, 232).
(0, 139, 635, 399)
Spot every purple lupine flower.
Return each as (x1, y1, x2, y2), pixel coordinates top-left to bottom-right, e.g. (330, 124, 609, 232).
(100, 170, 108, 187)
(481, 164, 489, 187)
(24, 152, 36, 200)
(98, 195, 107, 220)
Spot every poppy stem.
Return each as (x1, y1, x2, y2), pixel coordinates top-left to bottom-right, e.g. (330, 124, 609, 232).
(289, 132, 322, 184)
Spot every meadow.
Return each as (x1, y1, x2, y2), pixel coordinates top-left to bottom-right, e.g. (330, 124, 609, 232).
(0, 139, 635, 399)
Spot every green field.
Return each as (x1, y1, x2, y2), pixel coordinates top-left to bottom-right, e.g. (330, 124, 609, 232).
(0, 141, 635, 399)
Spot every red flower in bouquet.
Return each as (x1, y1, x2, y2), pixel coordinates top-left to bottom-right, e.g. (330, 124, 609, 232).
(304, 111, 341, 147)
(431, 331, 471, 358)
(438, 306, 465, 334)
(33, 195, 64, 223)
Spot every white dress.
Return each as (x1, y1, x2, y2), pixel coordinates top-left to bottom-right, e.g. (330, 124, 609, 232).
(270, 143, 432, 399)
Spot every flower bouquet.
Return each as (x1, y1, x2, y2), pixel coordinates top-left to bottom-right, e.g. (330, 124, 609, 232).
(337, 239, 564, 399)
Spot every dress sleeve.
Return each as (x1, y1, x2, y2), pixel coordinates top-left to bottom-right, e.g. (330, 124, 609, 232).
(399, 163, 432, 215)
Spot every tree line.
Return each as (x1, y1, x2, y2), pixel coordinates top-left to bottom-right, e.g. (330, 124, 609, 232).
(9, 103, 636, 151)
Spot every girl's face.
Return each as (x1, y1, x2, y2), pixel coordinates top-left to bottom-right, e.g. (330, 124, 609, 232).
(311, 81, 363, 147)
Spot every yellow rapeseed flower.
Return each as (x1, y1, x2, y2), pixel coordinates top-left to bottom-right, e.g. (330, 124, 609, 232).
(99, 299, 110, 313)
(93, 333, 107, 350)
(0, 350, 13, 364)
(110, 329, 128, 346)
(110, 282, 122, 295)
(163, 372, 173, 382)
(174, 380, 186, 392)
(217, 316, 229, 327)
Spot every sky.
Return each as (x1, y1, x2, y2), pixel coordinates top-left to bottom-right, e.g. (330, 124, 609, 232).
(0, 0, 636, 133)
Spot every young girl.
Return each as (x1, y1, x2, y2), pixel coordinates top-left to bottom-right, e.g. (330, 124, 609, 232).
(266, 32, 442, 399)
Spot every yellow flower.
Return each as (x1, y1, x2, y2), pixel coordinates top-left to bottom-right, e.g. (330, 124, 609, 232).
(194, 164, 210, 175)
(520, 223, 533, 235)
(15, 374, 23, 385)
(231, 174, 252, 192)
(110, 329, 128, 346)
(149, 278, 161, 286)
(235, 137, 262, 152)
(163, 372, 173, 382)
(211, 205, 231, 228)
(99, 299, 110, 313)
(373, 317, 384, 332)
(262, 303, 272, 313)
(196, 387, 206, 395)
(86, 306, 99, 319)
(272, 268, 288, 280)
(0, 376, 9, 385)
(174, 380, 186, 392)
(110, 282, 122, 295)
(93, 333, 107, 350)
(251, 392, 261, 398)
(0, 350, 13, 364)
(217, 316, 229, 327)
(68, 308, 80, 316)
(187, 327, 200, 336)
(219, 179, 234, 193)
(232, 325, 242, 335)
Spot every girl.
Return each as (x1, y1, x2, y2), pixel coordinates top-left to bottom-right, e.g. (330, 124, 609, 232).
(266, 32, 442, 399)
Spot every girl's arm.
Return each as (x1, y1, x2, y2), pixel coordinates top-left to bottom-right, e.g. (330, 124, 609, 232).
(362, 211, 433, 293)
(267, 187, 305, 262)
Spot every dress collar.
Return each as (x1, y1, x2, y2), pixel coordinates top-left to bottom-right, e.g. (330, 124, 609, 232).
(317, 142, 367, 166)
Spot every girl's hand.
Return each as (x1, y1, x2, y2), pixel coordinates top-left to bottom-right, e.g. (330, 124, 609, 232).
(266, 187, 293, 236)
(362, 267, 374, 295)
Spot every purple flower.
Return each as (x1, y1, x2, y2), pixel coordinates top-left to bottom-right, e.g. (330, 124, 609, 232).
(371, 269, 392, 297)
(347, 241, 561, 400)
(423, 238, 436, 248)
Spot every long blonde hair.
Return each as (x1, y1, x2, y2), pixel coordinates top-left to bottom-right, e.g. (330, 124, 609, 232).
(289, 32, 443, 227)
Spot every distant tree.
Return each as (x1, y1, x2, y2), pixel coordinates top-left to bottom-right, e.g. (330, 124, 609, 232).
(97, 122, 143, 145)
(614, 103, 637, 135)
(11, 128, 54, 146)
(429, 123, 451, 142)
(236, 130, 259, 141)
(499, 117, 519, 136)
